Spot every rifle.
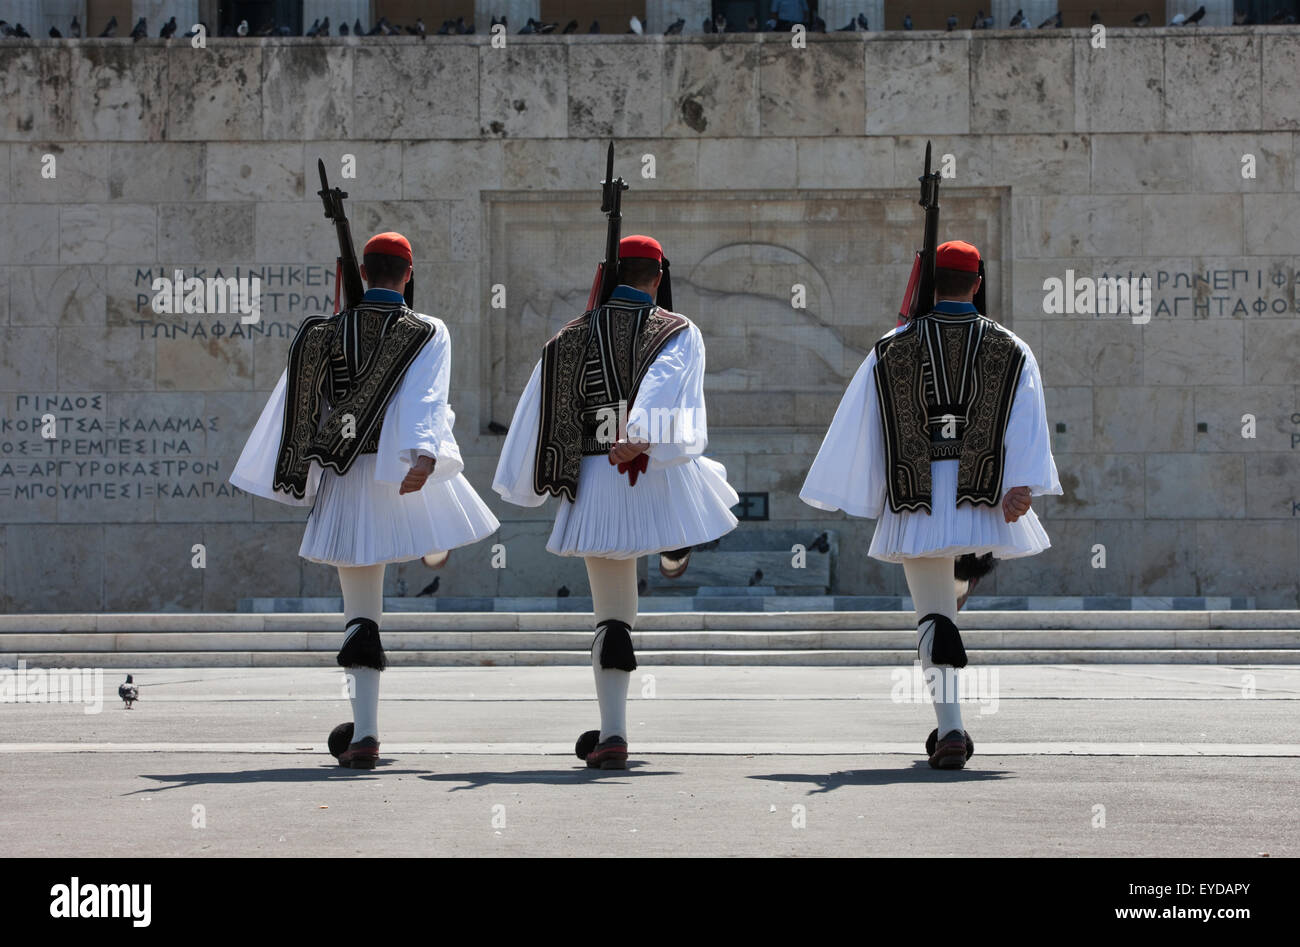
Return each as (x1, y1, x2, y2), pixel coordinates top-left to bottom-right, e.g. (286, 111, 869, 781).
(317, 158, 415, 314)
(898, 141, 941, 325)
(897, 142, 987, 324)
(586, 142, 629, 311)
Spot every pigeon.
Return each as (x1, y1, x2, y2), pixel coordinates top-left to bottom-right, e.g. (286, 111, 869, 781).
(160, 16, 177, 38)
(1234, 10, 1249, 23)
(947, 14, 958, 30)
(339, 21, 349, 35)
(1169, 12, 1186, 24)
(630, 15, 643, 34)
(837, 17, 856, 30)
(50, 26, 62, 37)
(589, 20, 600, 32)
(257, 22, 275, 36)
(1009, 8, 1025, 26)
(456, 16, 472, 34)
(1186, 5, 1206, 23)
(903, 14, 913, 29)
(1090, 10, 1102, 24)
(563, 19, 578, 33)
(1038, 11, 1062, 27)
(98, 15, 117, 37)
(236, 19, 249, 36)
(557, 585, 570, 598)
(130, 17, 147, 40)
(518, 17, 536, 34)
(971, 10, 983, 28)
(748, 568, 764, 587)
(416, 576, 440, 597)
(714, 13, 727, 31)
(487, 420, 509, 435)
(704, 16, 716, 32)
(665, 17, 685, 35)
(317, 16, 329, 36)
(637, 578, 647, 594)
(437, 18, 453, 34)
(1132, 12, 1151, 25)
(354, 18, 364, 35)
(70, 16, 81, 37)
(12, 22, 30, 37)
(119, 675, 139, 709)
(810, 531, 831, 554)
(858, 13, 870, 29)
(537, 20, 558, 33)
(305, 18, 320, 36)
(412, 19, 424, 37)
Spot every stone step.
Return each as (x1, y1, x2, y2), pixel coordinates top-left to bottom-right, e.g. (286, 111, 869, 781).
(7, 649, 1300, 669)
(3, 628, 1300, 653)
(4, 610, 1298, 633)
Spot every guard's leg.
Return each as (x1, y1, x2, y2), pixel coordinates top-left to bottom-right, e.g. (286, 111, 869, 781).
(903, 556, 972, 768)
(581, 556, 639, 768)
(335, 563, 386, 767)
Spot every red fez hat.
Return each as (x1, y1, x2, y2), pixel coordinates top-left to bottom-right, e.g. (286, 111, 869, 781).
(936, 240, 981, 273)
(619, 235, 663, 263)
(363, 231, 413, 264)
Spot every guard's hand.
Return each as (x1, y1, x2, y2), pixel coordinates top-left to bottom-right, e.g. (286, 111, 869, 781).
(608, 439, 649, 465)
(400, 455, 435, 494)
(1002, 486, 1032, 523)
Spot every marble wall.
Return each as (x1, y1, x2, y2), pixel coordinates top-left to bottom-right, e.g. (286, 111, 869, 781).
(1, 29, 1298, 610)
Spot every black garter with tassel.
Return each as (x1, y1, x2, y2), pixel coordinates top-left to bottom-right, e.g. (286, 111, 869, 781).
(954, 552, 997, 582)
(595, 618, 637, 672)
(337, 617, 388, 671)
(920, 612, 968, 669)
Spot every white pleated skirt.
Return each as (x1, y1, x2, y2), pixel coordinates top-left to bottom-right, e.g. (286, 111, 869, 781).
(299, 454, 500, 567)
(547, 454, 740, 559)
(868, 460, 1052, 563)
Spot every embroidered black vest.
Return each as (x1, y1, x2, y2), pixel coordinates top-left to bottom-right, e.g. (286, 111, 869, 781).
(273, 301, 434, 499)
(533, 299, 689, 502)
(873, 310, 1025, 514)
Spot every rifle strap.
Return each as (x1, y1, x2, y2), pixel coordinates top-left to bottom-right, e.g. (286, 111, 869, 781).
(333, 257, 342, 314)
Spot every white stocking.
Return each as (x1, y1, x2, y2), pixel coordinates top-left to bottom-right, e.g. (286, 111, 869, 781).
(902, 556, 965, 738)
(337, 564, 385, 743)
(584, 556, 638, 741)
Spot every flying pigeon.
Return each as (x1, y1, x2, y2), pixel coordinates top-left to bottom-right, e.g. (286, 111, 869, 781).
(119, 674, 139, 709)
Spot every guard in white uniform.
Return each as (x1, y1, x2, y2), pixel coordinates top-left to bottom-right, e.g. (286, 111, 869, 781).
(231, 232, 500, 769)
(801, 240, 1061, 769)
(493, 235, 739, 769)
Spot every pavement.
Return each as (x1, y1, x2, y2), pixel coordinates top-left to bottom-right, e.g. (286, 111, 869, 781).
(2, 664, 1298, 857)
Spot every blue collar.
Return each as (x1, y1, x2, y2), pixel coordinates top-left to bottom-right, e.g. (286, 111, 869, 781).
(609, 284, 653, 304)
(932, 300, 978, 314)
(362, 288, 405, 303)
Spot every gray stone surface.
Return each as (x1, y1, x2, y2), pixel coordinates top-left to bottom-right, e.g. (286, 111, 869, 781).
(2, 665, 1298, 857)
(1, 34, 1297, 610)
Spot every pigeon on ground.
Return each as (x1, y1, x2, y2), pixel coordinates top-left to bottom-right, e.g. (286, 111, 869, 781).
(50, 26, 62, 37)
(354, 18, 363, 35)
(119, 675, 139, 709)
(487, 420, 509, 435)
(339, 21, 349, 35)
(130, 17, 147, 40)
(1009, 8, 1025, 26)
(557, 585, 570, 597)
(810, 531, 830, 554)
(160, 16, 177, 38)
(417, 576, 440, 597)
(858, 13, 870, 29)
(563, 19, 578, 33)
(665, 17, 685, 34)
(1186, 5, 1206, 23)
(98, 15, 117, 37)
(70, 16, 81, 37)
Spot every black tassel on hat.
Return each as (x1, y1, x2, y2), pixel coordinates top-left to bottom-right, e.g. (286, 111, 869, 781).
(337, 617, 388, 671)
(656, 257, 673, 311)
(920, 612, 968, 669)
(595, 618, 637, 671)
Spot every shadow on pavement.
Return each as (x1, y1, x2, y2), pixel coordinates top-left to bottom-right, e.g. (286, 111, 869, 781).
(750, 762, 1014, 793)
(125, 763, 426, 793)
(419, 761, 682, 791)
